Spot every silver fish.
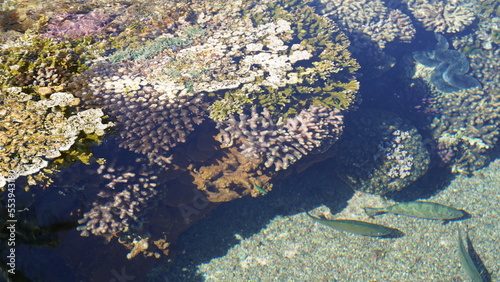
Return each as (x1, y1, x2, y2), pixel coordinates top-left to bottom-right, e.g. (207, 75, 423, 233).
(363, 201, 464, 220)
(306, 211, 399, 237)
(458, 229, 483, 282)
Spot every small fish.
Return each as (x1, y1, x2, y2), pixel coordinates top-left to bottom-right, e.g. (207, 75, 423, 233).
(305, 211, 399, 237)
(363, 201, 464, 220)
(254, 183, 267, 195)
(458, 229, 483, 282)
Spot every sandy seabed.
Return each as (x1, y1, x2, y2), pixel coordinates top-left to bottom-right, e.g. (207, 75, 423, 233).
(152, 158, 499, 282)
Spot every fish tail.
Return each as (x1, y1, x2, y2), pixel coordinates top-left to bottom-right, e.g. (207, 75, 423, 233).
(363, 207, 386, 217)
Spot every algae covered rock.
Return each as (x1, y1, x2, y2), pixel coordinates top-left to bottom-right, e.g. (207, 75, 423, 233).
(334, 110, 430, 195)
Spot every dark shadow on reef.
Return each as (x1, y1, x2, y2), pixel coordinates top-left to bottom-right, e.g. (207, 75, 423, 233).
(147, 160, 354, 281)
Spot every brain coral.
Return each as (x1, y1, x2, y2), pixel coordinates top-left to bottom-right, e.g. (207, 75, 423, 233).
(334, 110, 430, 195)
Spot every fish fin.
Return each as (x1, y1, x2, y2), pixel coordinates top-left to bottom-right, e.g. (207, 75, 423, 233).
(363, 207, 385, 217)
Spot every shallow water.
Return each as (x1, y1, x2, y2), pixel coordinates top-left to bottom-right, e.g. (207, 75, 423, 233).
(1, 0, 498, 281)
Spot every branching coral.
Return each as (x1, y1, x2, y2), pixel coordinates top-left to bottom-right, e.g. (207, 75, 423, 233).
(77, 158, 159, 241)
(217, 105, 344, 171)
(72, 63, 209, 166)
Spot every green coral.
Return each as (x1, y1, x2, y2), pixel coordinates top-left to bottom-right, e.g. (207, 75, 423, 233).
(109, 25, 207, 63)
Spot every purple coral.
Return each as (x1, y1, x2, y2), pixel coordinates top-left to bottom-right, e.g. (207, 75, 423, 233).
(77, 159, 159, 240)
(72, 64, 209, 166)
(42, 10, 115, 40)
(218, 106, 344, 171)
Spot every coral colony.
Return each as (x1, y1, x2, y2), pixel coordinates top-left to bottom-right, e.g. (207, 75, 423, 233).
(1, 0, 498, 260)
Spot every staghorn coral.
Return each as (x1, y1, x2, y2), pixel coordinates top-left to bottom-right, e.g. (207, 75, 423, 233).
(0, 88, 113, 187)
(334, 110, 430, 195)
(319, 0, 416, 49)
(217, 105, 344, 171)
(406, 0, 476, 33)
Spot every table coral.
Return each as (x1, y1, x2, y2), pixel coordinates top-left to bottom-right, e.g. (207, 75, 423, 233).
(0, 88, 113, 187)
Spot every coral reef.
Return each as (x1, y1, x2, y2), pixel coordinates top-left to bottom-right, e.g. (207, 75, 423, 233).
(3, 0, 361, 261)
(413, 34, 481, 93)
(72, 63, 209, 166)
(405, 0, 476, 33)
(319, 0, 416, 49)
(217, 105, 344, 171)
(77, 158, 159, 241)
(427, 46, 500, 174)
(0, 88, 113, 187)
(76, 0, 360, 122)
(71, 0, 359, 172)
(41, 8, 117, 40)
(334, 110, 430, 195)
